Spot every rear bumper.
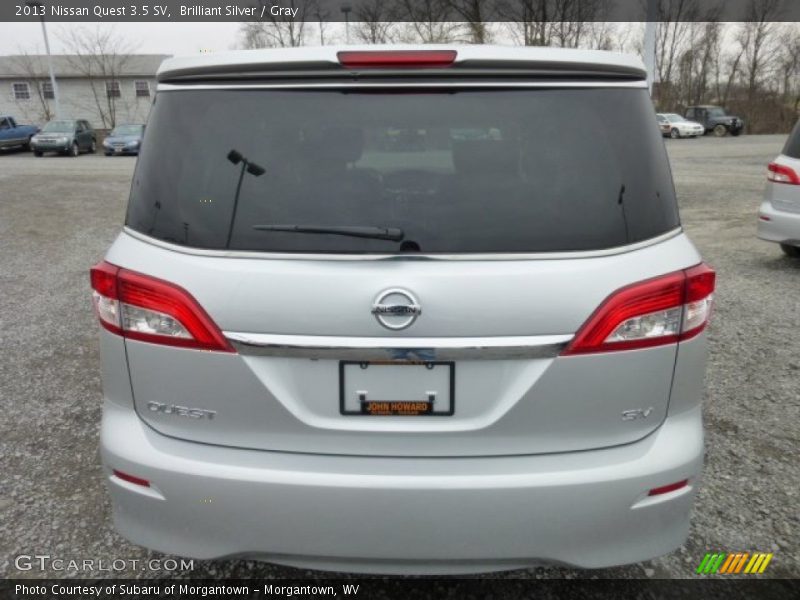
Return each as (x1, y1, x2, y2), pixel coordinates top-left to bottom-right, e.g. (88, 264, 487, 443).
(104, 146, 139, 155)
(31, 142, 71, 152)
(757, 201, 800, 246)
(679, 127, 703, 137)
(101, 402, 703, 574)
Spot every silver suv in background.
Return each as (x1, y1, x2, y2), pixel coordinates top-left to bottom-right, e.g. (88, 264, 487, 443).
(91, 46, 715, 574)
(758, 120, 800, 257)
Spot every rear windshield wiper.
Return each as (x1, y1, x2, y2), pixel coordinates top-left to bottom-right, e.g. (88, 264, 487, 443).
(253, 224, 404, 242)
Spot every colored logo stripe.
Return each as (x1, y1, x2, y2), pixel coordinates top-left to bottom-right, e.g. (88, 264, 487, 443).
(744, 553, 773, 574)
(697, 552, 773, 574)
(719, 553, 749, 573)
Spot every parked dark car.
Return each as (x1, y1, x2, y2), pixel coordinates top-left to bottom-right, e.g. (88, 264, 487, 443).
(103, 124, 145, 156)
(31, 119, 96, 157)
(684, 105, 744, 137)
(0, 115, 39, 151)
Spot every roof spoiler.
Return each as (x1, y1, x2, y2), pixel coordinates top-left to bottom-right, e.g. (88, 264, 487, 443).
(158, 59, 646, 84)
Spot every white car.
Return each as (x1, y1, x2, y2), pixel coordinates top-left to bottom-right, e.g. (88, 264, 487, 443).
(658, 113, 705, 139)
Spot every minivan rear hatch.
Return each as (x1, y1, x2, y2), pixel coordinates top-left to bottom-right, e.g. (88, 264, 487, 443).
(109, 50, 700, 457)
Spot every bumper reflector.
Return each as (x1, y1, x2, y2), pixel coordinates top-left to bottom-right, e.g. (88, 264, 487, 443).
(648, 479, 689, 496)
(113, 469, 150, 488)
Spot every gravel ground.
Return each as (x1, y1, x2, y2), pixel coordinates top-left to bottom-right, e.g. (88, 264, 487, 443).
(0, 135, 798, 582)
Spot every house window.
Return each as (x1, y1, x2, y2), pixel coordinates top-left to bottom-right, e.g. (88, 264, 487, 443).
(134, 80, 150, 98)
(12, 82, 30, 100)
(106, 80, 121, 98)
(41, 81, 55, 99)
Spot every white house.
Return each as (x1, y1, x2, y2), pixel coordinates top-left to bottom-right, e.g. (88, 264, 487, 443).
(0, 54, 169, 130)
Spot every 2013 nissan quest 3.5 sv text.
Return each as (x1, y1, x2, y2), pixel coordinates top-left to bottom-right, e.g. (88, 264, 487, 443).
(91, 46, 716, 574)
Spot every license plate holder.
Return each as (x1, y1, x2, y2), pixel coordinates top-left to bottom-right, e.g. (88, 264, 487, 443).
(339, 361, 455, 416)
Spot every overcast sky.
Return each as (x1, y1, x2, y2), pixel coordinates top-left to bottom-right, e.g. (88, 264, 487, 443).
(0, 22, 246, 56)
(0, 21, 618, 57)
(0, 20, 744, 60)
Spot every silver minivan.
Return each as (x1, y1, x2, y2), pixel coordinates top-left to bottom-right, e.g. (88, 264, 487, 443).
(758, 119, 800, 256)
(92, 46, 715, 574)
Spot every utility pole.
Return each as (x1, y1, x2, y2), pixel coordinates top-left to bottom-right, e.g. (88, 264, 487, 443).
(26, 0, 61, 118)
(341, 4, 352, 44)
(643, 0, 658, 97)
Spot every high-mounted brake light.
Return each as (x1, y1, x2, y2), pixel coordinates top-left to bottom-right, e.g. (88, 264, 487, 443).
(767, 162, 800, 185)
(338, 50, 457, 69)
(563, 263, 715, 355)
(90, 261, 234, 352)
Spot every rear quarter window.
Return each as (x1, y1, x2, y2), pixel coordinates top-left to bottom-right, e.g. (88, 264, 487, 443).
(127, 87, 679, 254)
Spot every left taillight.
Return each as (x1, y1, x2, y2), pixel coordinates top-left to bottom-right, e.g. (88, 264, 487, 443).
(90, 261, 234, 352)
(563, 263, 715, 355)
(767, 162, 800, 185)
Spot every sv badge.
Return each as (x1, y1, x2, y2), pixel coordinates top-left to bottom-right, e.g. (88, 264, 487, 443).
(621, 407, 654, 421)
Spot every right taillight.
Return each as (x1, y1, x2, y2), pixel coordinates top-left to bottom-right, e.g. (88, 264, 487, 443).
(563, 263, 715, 355)
(767, 162, 800, 185)
(90, 261, 234, 352)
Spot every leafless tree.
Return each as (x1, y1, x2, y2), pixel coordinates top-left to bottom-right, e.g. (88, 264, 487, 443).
(239, 0, 313, 48)
(312, 1, 332, 45)
(717, 41, 744, 108)
(9, 50, 53, 122)
(582, 21, 617, 51)
(395, 0, 461, 43)
(736, 0, 783, 105)
(549, 0, 611, 48)
(496, 0, 609, 48)
(653, 0, 701, 109)
(445, 0, 494, 43)
(352, 0, 400, 43)
(496, 0, 553, 46)
(606, 22, 643, 55)
(59, 26, 137, 129)
(678, 20, 723, 107)
(778, 24, 800, 111)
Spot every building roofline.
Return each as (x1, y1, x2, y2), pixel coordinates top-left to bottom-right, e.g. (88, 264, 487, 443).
(0, 54, 170, 78)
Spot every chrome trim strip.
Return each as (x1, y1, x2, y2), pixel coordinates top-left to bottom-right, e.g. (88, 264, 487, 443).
(122, 227, 683, 262)
(157, 81, 647, 91)
(225, 332, 572, 361)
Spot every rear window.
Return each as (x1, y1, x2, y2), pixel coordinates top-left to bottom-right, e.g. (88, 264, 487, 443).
(784, 120, 800, 159)
(127, 88, 679, 254)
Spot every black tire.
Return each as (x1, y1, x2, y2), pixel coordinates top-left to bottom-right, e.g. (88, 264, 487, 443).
(24, 136, 33, 151)
(70, 142, 79, 157)
(34, 150, 43, 157)
(713, 124, 728, 137)
(670, 128, 680, 139)
(105, 151, 113, 157)
(731, 129, 742, 137)
(780, 244, 800, 258)
(89, 139, 97, 153)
